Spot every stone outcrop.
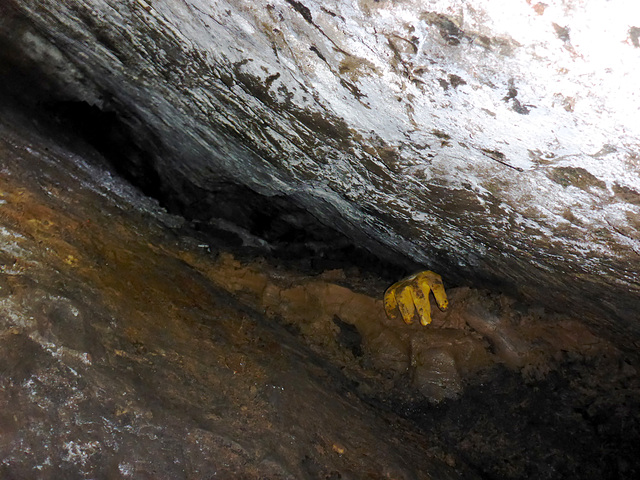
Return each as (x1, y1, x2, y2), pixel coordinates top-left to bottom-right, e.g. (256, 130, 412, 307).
(1, 0, 638, 344)
(2, 2, 640, 477)
(0, 113, 477, 479)
(1, 111, 639, 478)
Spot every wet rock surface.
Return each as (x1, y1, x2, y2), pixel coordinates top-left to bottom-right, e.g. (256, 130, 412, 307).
(0, 114, 469, 479)
(1, 108, 640, 479)
(1, 0, 639, 345)
(1, 1, 640, 478)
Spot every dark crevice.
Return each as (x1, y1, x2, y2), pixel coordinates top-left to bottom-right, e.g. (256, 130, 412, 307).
(39, 99, 408, 279)
(0, 18, 408, 281)
(43, 100, 166, 201)
(285, 0, 314, 25)
(0, 45, 406, 281)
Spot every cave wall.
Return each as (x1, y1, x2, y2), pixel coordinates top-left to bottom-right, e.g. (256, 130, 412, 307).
(2, 0, 639, 341)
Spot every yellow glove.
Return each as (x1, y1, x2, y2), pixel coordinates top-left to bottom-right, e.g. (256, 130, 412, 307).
(383, 271, 449, 326)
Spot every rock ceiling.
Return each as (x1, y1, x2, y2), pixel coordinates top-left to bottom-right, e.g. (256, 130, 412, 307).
(2, 0, 639, 342)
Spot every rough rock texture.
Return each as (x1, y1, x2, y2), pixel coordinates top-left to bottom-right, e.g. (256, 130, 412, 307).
(1, 112, 479, 479)
(1, 0, 639, 345)
(2, 2, 640, 476)
(2, 108, 640, 479)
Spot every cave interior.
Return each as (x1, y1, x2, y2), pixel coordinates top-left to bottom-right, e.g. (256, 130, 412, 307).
(1, 2, 640, 479)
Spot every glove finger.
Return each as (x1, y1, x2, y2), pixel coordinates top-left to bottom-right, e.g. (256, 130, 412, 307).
(396, 285, 416, 325)
(411, 283, 433, 326)
(383, 285, 400, 322)
(417, 271, 449, 311)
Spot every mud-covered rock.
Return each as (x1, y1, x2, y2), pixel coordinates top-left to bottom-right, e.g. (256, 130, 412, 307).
(1, 99, 640, 479)
(0, 112, 472, 479)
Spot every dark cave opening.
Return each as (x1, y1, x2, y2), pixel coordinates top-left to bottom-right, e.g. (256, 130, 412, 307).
(40, 99, 411, 280)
